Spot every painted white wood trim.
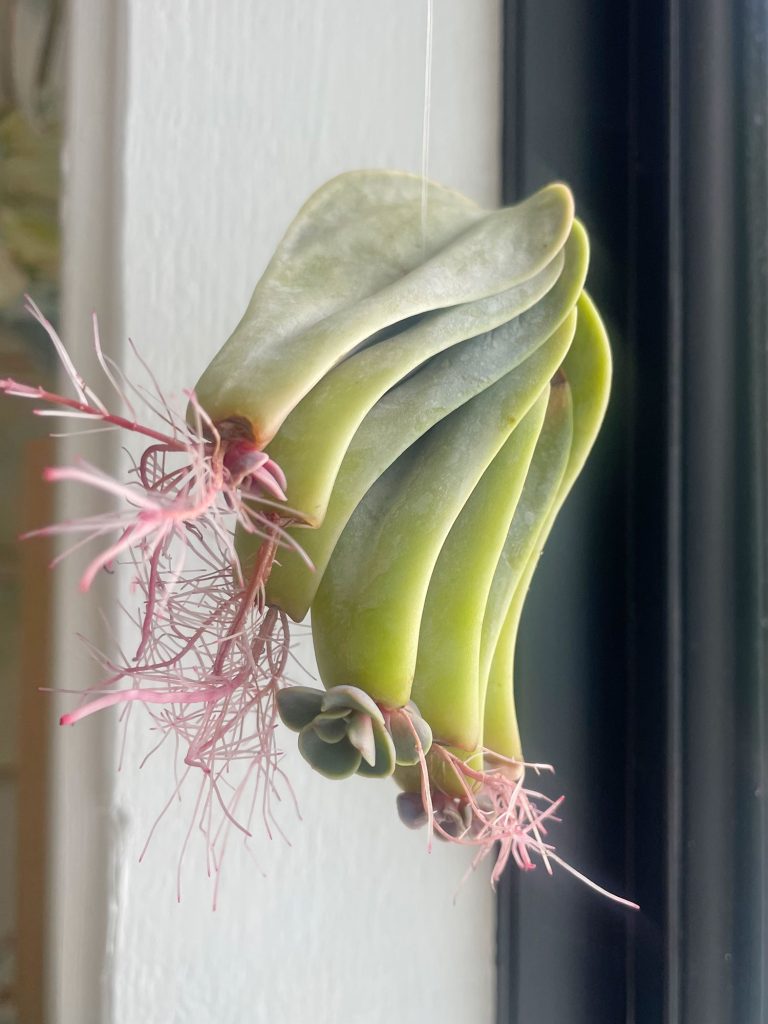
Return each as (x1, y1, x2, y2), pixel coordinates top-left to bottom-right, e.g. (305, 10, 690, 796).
(49, 2, 127, 1021)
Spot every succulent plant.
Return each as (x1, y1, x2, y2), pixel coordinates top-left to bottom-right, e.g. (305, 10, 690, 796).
(1, 171, 635, 904)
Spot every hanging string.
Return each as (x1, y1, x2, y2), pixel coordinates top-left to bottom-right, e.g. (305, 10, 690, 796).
(420, 0, 434, 253)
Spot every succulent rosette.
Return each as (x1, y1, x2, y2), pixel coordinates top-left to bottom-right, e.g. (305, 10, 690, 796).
(277, 685, 432, 780)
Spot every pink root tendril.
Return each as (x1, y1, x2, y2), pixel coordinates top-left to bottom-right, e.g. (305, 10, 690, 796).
(3, 296, 306, 893)
(398, 736, 639, 910)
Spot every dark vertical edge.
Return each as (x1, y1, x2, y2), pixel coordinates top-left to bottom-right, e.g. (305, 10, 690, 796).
(679, 1, 739, 1019)
(625, 0, 675, 1020)
(495, 863, 518, 1024)
(502, 4, 632, 1023)
(665, 0, 684, 1020)
(735, 1, 768, 1020)
(497, 5, 524, 1021)
(499, 1, 766, 1020)
(624, 6, 641, 1019)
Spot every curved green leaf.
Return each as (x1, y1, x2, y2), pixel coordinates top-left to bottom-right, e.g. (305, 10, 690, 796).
(298, 727, 362, 780)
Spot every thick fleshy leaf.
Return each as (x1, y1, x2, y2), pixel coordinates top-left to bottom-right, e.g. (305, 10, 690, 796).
(434, 803, 471, 840)
(321, 684, 384, 723)
(298, 727, 362, 780)
(484, 294, 612, 764)
(396, 792, 429, 830)
(311, 323, 573, 709)
(260, 222, 589, 622)
(195, 174, 573, 448)
(355, 719, 396, 779)
(276, 686, 325, 732)
(389, 709, 433, 767)
(479, 379, 573, 688)
(312, 712, 351, 744)
(347, 712, 376, 765)
(410, 389, 551, 751)
(267, 250, 565, 527)
(195, 171, 485, 441)
(407, 707, 433, 754)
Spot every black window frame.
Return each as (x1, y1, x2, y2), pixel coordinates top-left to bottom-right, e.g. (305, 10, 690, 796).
(497, 3, 768, 1022)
